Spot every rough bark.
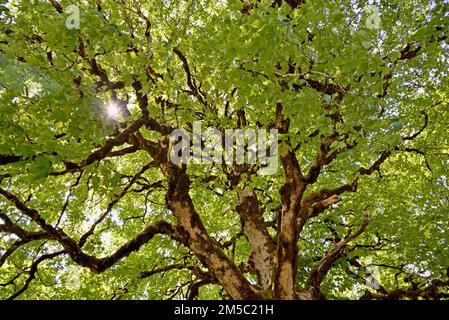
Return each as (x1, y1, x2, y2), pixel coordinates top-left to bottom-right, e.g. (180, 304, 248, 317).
(236, 187, 276, 291)
(274, 150, 305, 299)
(161, 162, 262, 300)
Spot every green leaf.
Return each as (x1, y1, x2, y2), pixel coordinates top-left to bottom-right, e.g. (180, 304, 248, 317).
(29, 156, 52, 180)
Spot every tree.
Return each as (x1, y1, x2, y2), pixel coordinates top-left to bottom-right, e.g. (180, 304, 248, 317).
(0, 0, 448, 300)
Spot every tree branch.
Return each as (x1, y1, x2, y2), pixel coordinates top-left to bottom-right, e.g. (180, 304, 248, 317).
(306, 214, 370, 298)
(235, 187, 276, 290)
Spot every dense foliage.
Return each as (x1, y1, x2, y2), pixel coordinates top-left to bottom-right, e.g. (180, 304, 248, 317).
(0, 0, 448, 300)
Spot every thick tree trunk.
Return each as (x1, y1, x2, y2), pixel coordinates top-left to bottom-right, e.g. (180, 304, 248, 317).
(274, 151, 305, 299)
(236, 188, 276, 291)
(161, 162, 262, 300)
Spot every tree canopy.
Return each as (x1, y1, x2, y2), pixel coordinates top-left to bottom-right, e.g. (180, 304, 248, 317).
(0, 0, 448, 300)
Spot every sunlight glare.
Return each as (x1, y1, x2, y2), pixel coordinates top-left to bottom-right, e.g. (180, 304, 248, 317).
(106, 102, 120, 118)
